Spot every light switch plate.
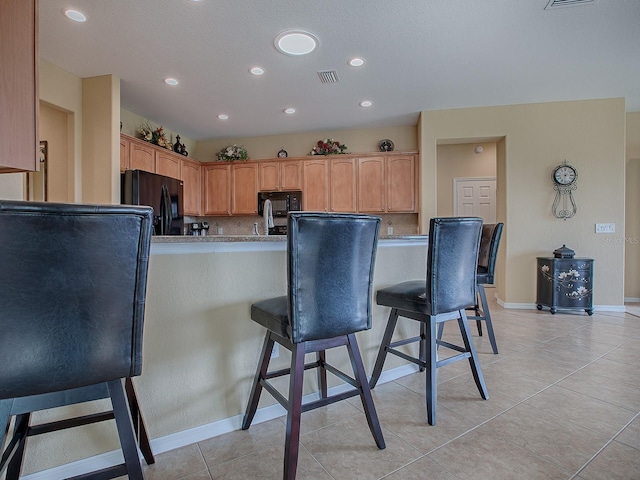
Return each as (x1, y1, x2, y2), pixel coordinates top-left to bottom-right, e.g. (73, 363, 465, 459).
(595, 223, 615, 233)
(387, 226, 393, 235)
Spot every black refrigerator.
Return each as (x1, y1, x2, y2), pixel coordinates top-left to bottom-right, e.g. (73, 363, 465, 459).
(121, 170, 184, 235)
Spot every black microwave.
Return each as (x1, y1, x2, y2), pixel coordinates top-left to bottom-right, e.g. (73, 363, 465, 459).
(257, 191, 302, 217)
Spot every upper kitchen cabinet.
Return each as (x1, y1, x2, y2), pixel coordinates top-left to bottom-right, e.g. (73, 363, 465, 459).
(181, 158, 201, 216)
(357, 157, 386, 213)
(202, 163, 231, 215)
(303, 159, 329, 212)
(231, 163, 258, 215)
(120, 136, 130, 172)
(258, 160, 302, 191)
(129, 140, 155, 173)
(386, 155, 417, 212)
(357, 154, 417, 213)
(329, 157, 357, 213)
(0, 0, 38, 172)
(155, 150, 181, 179)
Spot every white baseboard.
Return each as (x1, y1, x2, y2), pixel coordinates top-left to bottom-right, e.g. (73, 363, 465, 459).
(22, 363, 419, 480)
(624, 297, 640, 303)
(497, 298, 626, 313)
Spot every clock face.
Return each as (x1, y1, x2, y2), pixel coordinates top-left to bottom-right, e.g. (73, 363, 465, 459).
(277, 149, 288, 158)
(553, 165, 577, 185)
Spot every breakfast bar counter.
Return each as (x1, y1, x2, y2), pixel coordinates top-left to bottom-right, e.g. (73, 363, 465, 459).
(23, 235, 428, 476)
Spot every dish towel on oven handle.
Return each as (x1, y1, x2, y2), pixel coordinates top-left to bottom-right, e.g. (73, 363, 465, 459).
(263, 198, 274, 235)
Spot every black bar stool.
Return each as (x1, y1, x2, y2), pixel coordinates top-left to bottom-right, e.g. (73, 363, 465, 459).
(242, 212, 385, 480)
(370, 217, 488, 425)
(0, 201, 154, 479)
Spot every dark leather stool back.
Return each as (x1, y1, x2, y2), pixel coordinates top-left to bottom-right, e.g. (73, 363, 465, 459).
(243, 212, 385, 480)
(371, 217, 488, 425)
(287, 213, 377, 342)
(0, 201, 153, 479)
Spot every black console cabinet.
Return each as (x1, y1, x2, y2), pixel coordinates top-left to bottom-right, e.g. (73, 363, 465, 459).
(536, 257, 594, 315)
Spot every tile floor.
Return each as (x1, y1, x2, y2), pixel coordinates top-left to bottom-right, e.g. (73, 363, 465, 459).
(141, 294, 640, 480)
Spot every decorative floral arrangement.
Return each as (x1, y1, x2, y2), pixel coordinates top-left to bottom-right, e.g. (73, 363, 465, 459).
(216, 144, 249, 161)
(139, 121, 173, 150)
(310, 138, 348, 155)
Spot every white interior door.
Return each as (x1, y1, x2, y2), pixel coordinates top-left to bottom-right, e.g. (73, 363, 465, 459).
(454, 177, 496, 223)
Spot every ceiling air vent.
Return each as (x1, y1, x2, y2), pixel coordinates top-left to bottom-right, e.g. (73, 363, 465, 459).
(317, 70, 339, 84)
(545, 0, 595, 9)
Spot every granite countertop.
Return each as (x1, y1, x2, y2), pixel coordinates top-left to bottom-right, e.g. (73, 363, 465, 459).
(152, 234, 427, 243)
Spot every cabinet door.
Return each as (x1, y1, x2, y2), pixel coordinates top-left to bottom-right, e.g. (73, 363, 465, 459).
(357, 157, 385, 212)
(120, 137, 130, 172)
(329, 157, 357, 212)
(202, 164, 230, 215)
(129, 142, 155, 172)
(280, 160, 303, 191)
(258, 161, 279, 191)
(0, 0, 38, 172)
(303, 159, 329, 211)
(231, 163, 258, 215)
(387, 155, 416, 212)
(181, 158, 201, 216)
(155, 150, 181, 179)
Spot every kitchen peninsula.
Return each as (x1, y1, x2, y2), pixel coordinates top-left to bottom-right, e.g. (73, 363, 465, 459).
(125, 234, 428, 468)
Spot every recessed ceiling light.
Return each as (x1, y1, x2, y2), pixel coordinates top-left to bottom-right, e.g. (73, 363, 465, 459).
(63, 9, 87, 22)
(275, 30, 318, 56)
(164, 78, 179, 86)
(217, 114, 229, 120)
(359, 100, 373, 107)
(349, 58, 365, 67)
(283, 108, 296, 114)
(249, 67, 265, 76)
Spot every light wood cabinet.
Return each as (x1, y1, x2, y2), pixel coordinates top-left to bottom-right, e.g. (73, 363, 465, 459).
(356, 154, 417, 213)
(303, 159, 329, 211)
(155, 150, 181, 179)
(0, 0, 38, 172)
(120, 137, 130, 172)
(231, 163, 258, 215)
(329, 157, 357, 213)
(181, 158, 201, 216)
(202, 164, 230, 215)
(357, 157, 386, 213)
(259, 160, 303, 191)
(129, 141, 155, 172)
(386, 155, 417, 212)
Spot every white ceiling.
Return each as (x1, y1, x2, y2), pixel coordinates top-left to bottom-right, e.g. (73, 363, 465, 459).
(39, 0, 640, 141)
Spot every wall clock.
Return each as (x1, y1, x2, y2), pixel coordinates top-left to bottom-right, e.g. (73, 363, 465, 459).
(277, 148, 288, 158)
(552, 160, 577, 219)
(378, 139, 394, 152)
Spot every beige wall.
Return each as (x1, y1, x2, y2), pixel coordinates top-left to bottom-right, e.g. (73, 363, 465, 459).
(194, 125, 418, 161)
(420, 99, 627, 307)
(625, 112, 640, 299)
(436, 142, 497, 217)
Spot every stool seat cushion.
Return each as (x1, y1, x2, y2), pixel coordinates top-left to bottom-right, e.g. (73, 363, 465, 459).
(251, 296, 290, 340)
(376, 280, 427, 314)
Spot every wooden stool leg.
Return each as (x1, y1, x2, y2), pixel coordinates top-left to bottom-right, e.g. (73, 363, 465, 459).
(284, 343, 305, 480)
(346, 334, 385, 449)
(108, 379, 144, 480)
(457, 310, 489, 400)
(426, 318, 438, 425)
(478, 284, 499, 354)
(369, 309, 399, 388)
(317, 350, 328, 399)
(242, 333, 275, 430)
(125, 378, 155, 465)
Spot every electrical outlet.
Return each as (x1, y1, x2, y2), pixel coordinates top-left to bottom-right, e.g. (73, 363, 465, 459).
(387, 226, 394, 235)
(270, 343, 279, 359)
(595, 223, 615, 233)
(217, 226, 223, 235)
